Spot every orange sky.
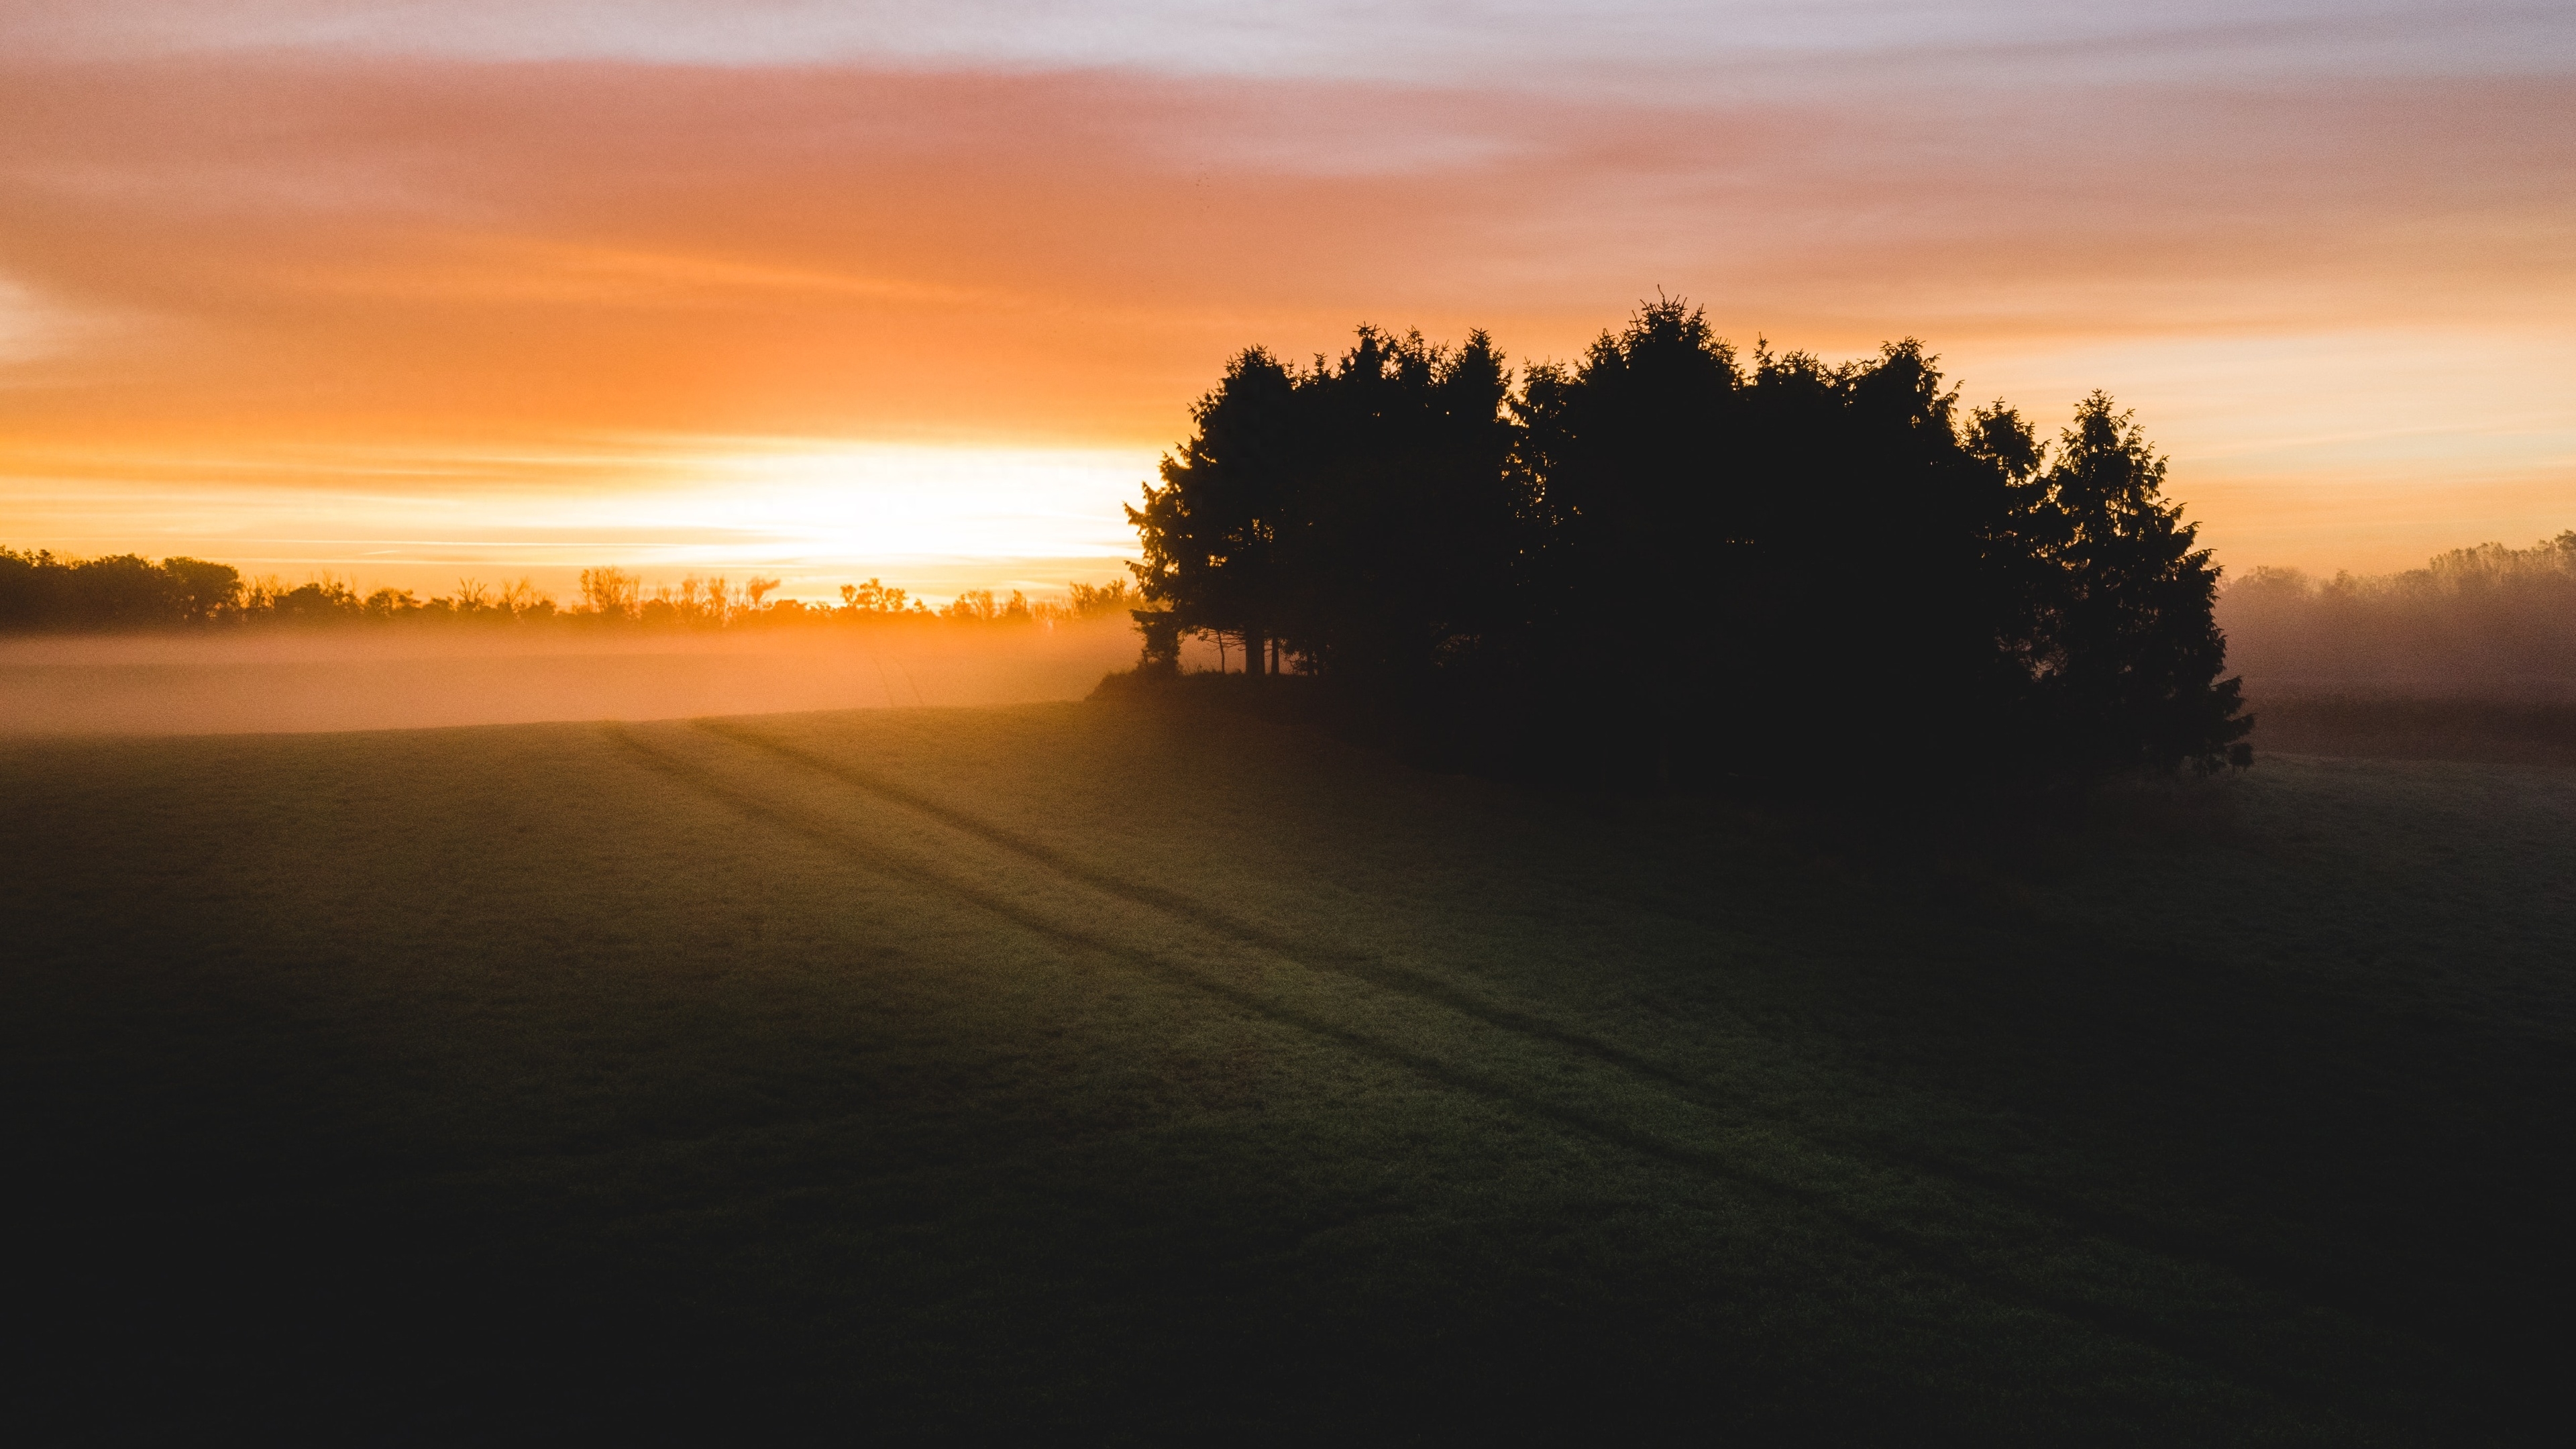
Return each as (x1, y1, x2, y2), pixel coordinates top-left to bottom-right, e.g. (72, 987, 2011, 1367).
(4, 4, 2572, 598)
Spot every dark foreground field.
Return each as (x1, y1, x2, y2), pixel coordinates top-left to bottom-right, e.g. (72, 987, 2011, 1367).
(7, 702, 2573, 1443)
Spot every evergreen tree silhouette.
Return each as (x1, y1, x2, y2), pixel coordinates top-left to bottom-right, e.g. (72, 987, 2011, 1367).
(2027, 394, 2253, 775)
(1128, 301, 2251, 790)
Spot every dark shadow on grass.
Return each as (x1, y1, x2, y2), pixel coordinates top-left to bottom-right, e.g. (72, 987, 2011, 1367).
(690, 714, 2526, 1382)
(616, 721, 2412, 1415)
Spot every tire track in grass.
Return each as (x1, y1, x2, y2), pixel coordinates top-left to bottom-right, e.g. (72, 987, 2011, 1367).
(698, 718, 1764, 1102)
(610, 722, 2383, 1416)
(691, 718, 2483, 1375)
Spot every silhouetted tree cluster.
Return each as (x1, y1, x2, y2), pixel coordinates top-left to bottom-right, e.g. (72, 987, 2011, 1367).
(2, 549, 249, 629)
(2220, 533, 2576, 698)
(0, 550, 566, 629)
(1128, 301, 2250, 786)
(1, 547, 1131, 635)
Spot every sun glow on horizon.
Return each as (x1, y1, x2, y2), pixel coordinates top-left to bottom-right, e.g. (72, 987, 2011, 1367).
(0, 437, 1155, 605)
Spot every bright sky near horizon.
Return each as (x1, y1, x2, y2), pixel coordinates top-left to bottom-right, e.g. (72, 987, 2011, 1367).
(3, 1, 2571, 600)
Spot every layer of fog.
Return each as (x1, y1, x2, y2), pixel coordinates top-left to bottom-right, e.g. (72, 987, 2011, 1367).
(0, 620, 1144, 736)
(2218, 540, 2576, 702)
(23, 552, 2576, 741)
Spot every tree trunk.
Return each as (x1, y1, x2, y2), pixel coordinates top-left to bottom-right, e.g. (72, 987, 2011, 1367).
(1244, 628, 1266, 678)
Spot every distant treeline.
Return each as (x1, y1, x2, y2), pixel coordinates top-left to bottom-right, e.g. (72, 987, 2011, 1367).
(2220, 535, 2576, 698)
(0, 551, 1134, 631)
(1127, 300, 2249, 786)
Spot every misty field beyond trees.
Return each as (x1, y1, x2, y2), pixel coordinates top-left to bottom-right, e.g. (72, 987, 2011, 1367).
(0, 557, 1146, 735)
(7, 302, 2576, 1442)
(2220, 534, 2576, 698)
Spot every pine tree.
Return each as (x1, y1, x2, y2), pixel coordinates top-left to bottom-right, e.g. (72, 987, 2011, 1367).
(2027, 394, 2252, 775)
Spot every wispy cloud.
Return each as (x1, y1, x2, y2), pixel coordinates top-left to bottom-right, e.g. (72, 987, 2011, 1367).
(17, 3, 2571, 91)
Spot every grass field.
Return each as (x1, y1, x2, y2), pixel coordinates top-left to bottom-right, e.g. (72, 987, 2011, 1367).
(7, 700, 2573, 1442)
(2248, 693, 2576, 767)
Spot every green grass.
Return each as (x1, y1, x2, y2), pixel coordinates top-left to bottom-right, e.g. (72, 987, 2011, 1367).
(7, 701, 2572, 1442)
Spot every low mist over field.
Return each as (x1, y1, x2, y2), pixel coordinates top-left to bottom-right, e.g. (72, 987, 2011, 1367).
(0, 620, 1140, 735)
(2218, 533, 2576, 701)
